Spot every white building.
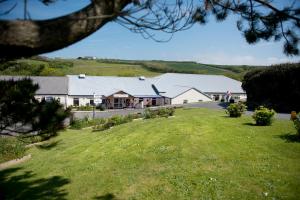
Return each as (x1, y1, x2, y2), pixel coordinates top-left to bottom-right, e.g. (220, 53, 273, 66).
(0, 76, 69, 107)
(0, 73, 246, 108)
(67, 75, 164, 109)
(151, 73, 246, 104)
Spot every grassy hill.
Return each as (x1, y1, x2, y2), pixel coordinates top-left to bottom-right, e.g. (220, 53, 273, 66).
(0, 57, 262, 80)
(1, 108, 299, 199)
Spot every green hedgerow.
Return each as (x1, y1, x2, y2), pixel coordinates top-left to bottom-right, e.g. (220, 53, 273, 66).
(252, 106, 276, 126)
(225, 102, 247, 117)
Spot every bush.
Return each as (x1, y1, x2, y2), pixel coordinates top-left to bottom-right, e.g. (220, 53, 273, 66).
(93, 109, 175, 132)
(144, 107, 175, 119)
(93, 115, 132, 131)
(291, 111, 300, 135)
(70, 117, 105, 129)
(76, 105, 93, 111)
(0, 137, 26, 163)
(226, 102, 247, 117)
(242, 63, 300, 112)
(252, 106, 276, 126)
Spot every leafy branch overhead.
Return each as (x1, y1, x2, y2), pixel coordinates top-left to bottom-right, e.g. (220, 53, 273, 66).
(0, 0, 299, 60)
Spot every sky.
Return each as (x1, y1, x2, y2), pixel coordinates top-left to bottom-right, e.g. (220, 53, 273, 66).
(1, 0, 299, 66)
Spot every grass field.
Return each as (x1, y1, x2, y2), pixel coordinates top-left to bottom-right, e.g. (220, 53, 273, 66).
(0, 58, 259, 80)
(1, 108, 299, 199)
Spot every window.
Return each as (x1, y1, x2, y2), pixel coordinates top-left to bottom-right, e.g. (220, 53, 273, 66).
(139, 98, 143, 103)
(73, 98, 79, 106)
(213, 95, 219, 101)
(183, 100, 188, 104)
(90, 99, 94, 106)
(45, 96, 54, 102)
(152, 98, 157, 106)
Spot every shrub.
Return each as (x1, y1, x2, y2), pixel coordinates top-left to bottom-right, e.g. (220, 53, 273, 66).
(0, 137, 26, 163)
(93, 108, 175, 132)
(225, 102, 247, 117)
(144, 107, 175, 119)
(96, 104, 106, 111)
(70, 117, 105, 129)
(242, 63, 300, 112)
(77, 105, 93, 111)
(290, 111, 300, 135)
(252, 106, 276, 126)
(93, 115, 134, 131)
(144, 108, 157, 119)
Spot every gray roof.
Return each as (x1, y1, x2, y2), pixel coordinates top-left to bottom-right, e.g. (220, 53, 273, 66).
(68, 75, 160, 97)
(150, 73, 245, 98)
(0, 76, 68, 95)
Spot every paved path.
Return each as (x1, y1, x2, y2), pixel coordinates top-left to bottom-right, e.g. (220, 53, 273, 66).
(72, 102, 291, 120)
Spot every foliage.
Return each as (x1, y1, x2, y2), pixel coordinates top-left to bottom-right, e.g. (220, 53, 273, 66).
(0, 1, 299, 61)
(144, 107, 175, 119)
(93, 114, 142, 131)
(73, 105, 94, 111)
(1, 108, 299, 199)
(0, 137, 26, 163)
(0, 79, 70, 137)
(290, 111, 300, 136)
(0, 59, 72, 76)
(96, 104, 106, 111)
(252, 106, 276, 126)
(225, 102, 247, 117)
(242, 63, 300, 112)
(70, 117, 105, 130)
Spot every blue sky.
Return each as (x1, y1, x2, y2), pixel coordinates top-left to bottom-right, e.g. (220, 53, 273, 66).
(1, 0, 299, 65)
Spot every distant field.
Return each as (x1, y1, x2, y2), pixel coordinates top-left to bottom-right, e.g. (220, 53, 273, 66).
(0, 108, 299, 199)
(62, 59, 160, 77)
(0, 58, 262, 80)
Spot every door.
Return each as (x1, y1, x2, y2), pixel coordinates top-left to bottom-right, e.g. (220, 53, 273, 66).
(114, 98, 122, 109)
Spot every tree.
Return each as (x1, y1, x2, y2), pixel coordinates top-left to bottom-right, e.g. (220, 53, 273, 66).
(242, 63, 300, 112)
(0, 0, 299, 61)
(0, 78, 70, 138)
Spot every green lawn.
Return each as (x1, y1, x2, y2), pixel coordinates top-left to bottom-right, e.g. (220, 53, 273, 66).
(0, 58, 258, 80)
(1, 108, 299, 199)
(64, 59, 159, 77)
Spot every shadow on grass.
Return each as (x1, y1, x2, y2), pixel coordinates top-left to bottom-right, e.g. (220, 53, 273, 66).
(36, 140, 60, 150)
(277, 133, 300, 143)
(0, 167, 70, 199)
(242, 122, 256, 126)
(93, 193, 117, 200)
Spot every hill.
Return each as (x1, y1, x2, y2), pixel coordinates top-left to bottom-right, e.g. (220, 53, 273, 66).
(0, 57, 263, 80)
(0, 108, 299, 199)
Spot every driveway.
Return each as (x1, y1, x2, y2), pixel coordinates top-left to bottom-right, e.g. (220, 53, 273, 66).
(72, 102, 291, 120)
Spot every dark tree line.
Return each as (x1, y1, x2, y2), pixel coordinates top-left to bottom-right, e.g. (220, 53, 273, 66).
(242, 63, 300, 112)
(0, 79, 70, 137)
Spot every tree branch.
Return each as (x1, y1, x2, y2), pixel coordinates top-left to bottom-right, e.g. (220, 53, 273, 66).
(0, 0, 132, 60)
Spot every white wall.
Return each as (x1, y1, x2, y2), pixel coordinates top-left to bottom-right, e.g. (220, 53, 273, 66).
(171, 89, 212, 105)
(133, 97, 165, 108)
(35, 95, 68, 107)
(67, 95, 94, 107)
